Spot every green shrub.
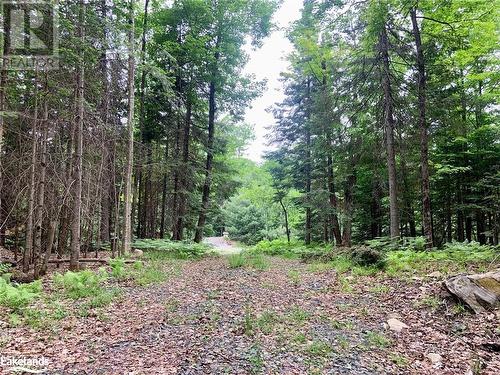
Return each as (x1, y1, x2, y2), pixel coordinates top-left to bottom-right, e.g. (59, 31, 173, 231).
(228, 253, 246, 268)
(54, 269, 107, 299)
(109, 258, 127, 279)
(385, 241, 497, 275)
(134, 264, 169, 286)
(306, 340, 333, 357)
(351, 246, 385, 268)
(251, 239, 333, 261)
(0, 278, 42, 311)
(228, 253, 269, 270)
(133, 239, 210, 259)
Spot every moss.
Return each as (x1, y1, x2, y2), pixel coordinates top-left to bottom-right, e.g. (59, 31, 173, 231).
(475, 277, 500, 296)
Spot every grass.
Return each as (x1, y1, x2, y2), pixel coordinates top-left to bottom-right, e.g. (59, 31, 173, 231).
(228, 253, 269, 270)
(414, 295, 441, 310)
(385, 241, 498, 276)
(247, 343, 264, 374)
(368, 284, 390, 294)
(287, 270, 301, 286)
(132, 239, 212, 259)
(292, 332, 307, 344)
(256, 310, 279, 334)
(306, 339, 334, 357)
(53, 269, 108, 299)
(288, 305, 310, 323)
(365, 331, 391, 348)
(0, 278, 42, 311)
(389, 353, 409, 367)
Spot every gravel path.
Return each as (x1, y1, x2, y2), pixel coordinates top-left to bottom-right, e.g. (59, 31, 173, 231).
(204, 237, 242, 255)
(1, 257, 498, 374)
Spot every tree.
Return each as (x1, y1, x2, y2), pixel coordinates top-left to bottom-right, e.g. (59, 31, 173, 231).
(122, 0, 136, 255)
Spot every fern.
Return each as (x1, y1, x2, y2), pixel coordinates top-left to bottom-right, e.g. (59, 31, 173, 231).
(0, 278, 42, 311)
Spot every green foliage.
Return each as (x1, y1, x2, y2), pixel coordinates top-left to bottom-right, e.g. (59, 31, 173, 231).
(0, 278, 42, 311)
(251, 239, 331, 260)
(53, 270, 107, 299)
(0, 263, 11, 276)
(109, 258, 127, 279)
(227, 252, 269, 270)
(306, 340, 333, 357)
(134, 264, 169, 286)
(287, 270, 301, 286)
(133, 239, 211, 259)
(288, 306, 310, 323)
(386, 242, 497, 275)
(224, 198, 268, 245)
(351, 246, 385, 268)
(256, 310, 279, 334)
(365, 331, 391, 348)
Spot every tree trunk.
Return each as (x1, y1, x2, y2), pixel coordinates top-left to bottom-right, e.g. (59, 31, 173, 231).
(99, 0, 111, 244)
(24, 81, 39, 272)
(194, 42, 220, 243)
(466, 216, 473, 242)
(477, 210, 486, 245)
(33, 93, 48, 279)
(304, 79, 312, 245)
(411, 8, 433, 248)
(159, 142, 169, 238)
(41, 219, 56, 276)
(279, 198, 290, 243)
(137, 0, 150, 239)
(174, 98, 192, 240)
(0, 18, 10, 250)
(371, 178, 383, 239)
(379, 24, 400, 239)
(122, 0, 136, 254)
(341, 174, 356, 247)
(70, 0, 85, 270)
(457, 181, 465, 241)
(327, 153, 342, 245)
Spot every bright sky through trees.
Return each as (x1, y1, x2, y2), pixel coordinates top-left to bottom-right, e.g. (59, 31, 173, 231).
(243, 0, 302, 162)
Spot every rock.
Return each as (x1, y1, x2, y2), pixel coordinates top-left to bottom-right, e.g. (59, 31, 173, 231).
(351, 245, 384, 267)
(426, 353, 442, 364)
(444, 269, 500, 313)
(427, 271, 442, 278)
(387, 318, 408, 332)
(131, 249, 144, 258)
(10, 269, 34, 283)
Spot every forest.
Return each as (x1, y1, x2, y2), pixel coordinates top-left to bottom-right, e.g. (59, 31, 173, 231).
(0, 0, 499, 374)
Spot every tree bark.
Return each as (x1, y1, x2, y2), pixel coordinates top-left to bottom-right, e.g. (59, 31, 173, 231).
(33, 91, 48, 278)
(24, 78, 39, 272)
(379, 24, 400, 239)
(341, 174, 356, 247)
(194, 42, 220, 243)
(279, 197, 290, 243)
(159, 141, 169, 238)
(0, 15, 10, 250)
(99, 0, 111, 244)
(411, 7, 433, 248)
(173, 99, 191, 240)
(70, 0, 85, 271)
(304, 79, 312, 245)
(122, 0, 136, 254)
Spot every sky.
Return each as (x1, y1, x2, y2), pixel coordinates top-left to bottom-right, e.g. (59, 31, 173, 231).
(242, 0, 302, 163)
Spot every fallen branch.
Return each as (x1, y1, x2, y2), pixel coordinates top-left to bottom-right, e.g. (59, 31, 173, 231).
(48, 258, 137, 265)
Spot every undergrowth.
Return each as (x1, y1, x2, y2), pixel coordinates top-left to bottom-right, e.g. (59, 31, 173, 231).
(0, 278, 42, 311)
(228, 252, 269, 270)
(252, 237, 498, 277)
(132, 239, 212, 259)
